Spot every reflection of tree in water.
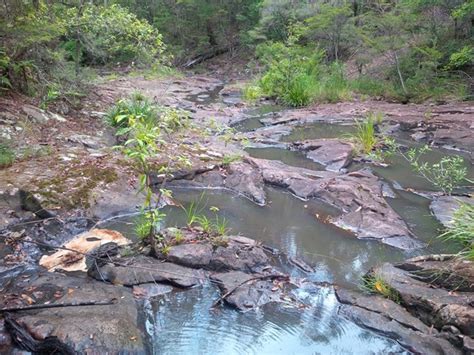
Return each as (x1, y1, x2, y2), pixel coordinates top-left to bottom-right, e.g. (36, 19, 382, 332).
(150, 283, 403, 355)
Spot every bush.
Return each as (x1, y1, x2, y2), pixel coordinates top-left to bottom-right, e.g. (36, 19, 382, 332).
(242, 84, 263, 103)
(106, 93, 189, 133)
(350, 76, 389, 98)
(66, 4, 166, 66)
(405, 146, 469, 195)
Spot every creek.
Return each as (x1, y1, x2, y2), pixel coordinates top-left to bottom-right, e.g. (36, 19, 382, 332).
(101, 91, 473, 354)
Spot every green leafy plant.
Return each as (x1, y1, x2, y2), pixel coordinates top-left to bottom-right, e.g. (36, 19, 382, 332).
(439, 202, 474, 260)
(405, 146, 469, 195)
(105, 94, 157, 129)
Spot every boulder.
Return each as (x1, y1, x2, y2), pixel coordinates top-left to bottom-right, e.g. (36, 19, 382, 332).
(167, 243, 213, 268)
(374, 262, 474, 336)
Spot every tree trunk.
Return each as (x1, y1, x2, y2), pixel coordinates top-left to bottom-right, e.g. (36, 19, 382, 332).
(394, 52, 408, 96)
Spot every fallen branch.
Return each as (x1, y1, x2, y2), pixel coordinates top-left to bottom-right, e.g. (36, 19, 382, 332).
(0, 299, 117, 313)
(211, 273, 289, 309)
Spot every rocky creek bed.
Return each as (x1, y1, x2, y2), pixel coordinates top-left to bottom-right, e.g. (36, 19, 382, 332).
(0, 74, 473, 354)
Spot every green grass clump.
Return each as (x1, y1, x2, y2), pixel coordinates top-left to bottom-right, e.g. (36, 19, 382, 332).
(134, 214, 154, 240)
(349, 113, 381, 155)
(105, 92, 157, 128)
(439, 202, 474, 260)
(361, 273, 400, 303)
(0, 143, 15, 168)
(242, 84, 263, 103)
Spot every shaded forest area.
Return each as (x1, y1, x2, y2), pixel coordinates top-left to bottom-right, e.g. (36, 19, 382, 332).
(1, 0, 473, 105)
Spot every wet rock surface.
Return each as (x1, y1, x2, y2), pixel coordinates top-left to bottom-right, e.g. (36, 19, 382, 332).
(171, 157, 422, 249)
(89, 254, 204, 288)
(0, 270, 146, 353)
(292, 139, 353, 171)
(336, 257, 474, 353)
(337, 255, 474, 354)
(430, 195, 474, 227)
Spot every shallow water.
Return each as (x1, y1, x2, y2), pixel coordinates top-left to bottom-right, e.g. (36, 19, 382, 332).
(146, 283, 407, 355)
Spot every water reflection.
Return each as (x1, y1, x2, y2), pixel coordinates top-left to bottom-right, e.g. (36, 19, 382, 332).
(150, 283, 406, 355)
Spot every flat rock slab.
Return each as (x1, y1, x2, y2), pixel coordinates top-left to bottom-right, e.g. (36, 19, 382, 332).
(0, 271, 145, 353)
(430, 195, 473, 228)
(338, 301, 461, 354)
(293, 139, 353, 171)
(210, 271, 287, 311)
(89, 255, 203, 288)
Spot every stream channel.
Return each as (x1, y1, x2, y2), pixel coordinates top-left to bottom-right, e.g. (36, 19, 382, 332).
(101, 88, 473, 354)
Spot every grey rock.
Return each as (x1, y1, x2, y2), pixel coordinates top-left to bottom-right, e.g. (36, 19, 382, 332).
(293, 139, 353, 171)
(430, 195, 473, 228)
(210, 271, 286, 311)
(167, 243, 213, 268)
(89, 255, 203, 288)
(1, 271, 146, 353)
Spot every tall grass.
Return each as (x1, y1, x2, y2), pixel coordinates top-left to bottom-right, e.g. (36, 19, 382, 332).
(439, 202, 474, 260)
(349, 112, 382, 154)
(0, 143, 15, 168)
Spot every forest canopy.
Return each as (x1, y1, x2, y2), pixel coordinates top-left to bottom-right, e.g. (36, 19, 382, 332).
(1, 0, 473, 103)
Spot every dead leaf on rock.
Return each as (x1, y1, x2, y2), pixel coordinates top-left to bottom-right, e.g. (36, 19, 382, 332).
(39, 229, 130, 272)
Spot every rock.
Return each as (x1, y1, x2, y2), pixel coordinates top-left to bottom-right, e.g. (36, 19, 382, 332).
(167, 243, 213, 268)
(89, 255, 203, 288)
(430, 195, 473, 228)
(68, 134, 106, 149)
(224, 162, 266, 205)
(411, 131, 428, 142)
(293, 139, 353, 171)
(132, 283, 173, 298)
(249, 158, 422, 250)
(398, 255, 474, 292)
(39, 229, 130, 272)
(210, 271, 288, 311)
(0, 271, 146, 353)
(374, 262, 474, 336)
(163, 233, 269, 272)
(338, 304, 461, 354)
(22, 105, 50, 124)
(210, 238, 269, 272)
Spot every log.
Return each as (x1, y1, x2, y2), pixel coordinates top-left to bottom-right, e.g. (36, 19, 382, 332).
(182, 46, 231, 68)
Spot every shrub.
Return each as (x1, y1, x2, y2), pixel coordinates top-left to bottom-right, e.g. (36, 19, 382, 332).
(405, 146, 469, 195)
(66, 4, 166, 66)
(439, 202, 474, 260)
(350, 76, 388, 98)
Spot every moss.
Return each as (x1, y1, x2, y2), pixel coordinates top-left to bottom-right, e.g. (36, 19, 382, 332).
(33, 160, 118, 210)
